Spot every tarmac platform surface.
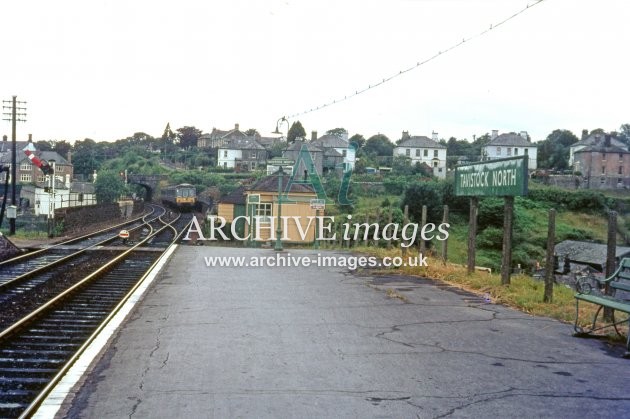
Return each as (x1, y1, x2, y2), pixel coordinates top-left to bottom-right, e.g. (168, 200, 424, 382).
(53, 246, 629, 418)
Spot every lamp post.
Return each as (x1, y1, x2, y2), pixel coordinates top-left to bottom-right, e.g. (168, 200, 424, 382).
(273, 116, 289, 138)
(274, 166, 284, 251)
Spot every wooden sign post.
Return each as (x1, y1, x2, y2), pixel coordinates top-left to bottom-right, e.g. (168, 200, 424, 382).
(454, 156, 529, 284)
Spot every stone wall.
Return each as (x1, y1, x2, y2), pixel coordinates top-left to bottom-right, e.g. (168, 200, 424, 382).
(56, 201, 145, 235)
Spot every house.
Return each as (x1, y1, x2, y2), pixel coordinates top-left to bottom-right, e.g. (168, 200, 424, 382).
(21, 181, 96, 216)
(216, 173, 318, 244)
(197, 123, 248, 149)
(310, 131, 356, 171)
(393, 131, 447, 178)
(482, 130, 537, 170)
(217, 137, 267, 171)
(283, 140, 324, 178)
(569, 132, 626, 167)
(0, 137, 73, 187)
(572, 133, 630, 189)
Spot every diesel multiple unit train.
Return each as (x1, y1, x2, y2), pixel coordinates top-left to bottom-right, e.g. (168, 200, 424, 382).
(160, 183, 197, 210)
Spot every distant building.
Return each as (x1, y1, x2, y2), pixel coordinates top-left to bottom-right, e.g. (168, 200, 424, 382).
(217, 137, 267, 171)
(310, 131, 356, 171)
(569, 132, 626, 167)
(393, 131, 447, 178)
(283, 140, 324, 178)
(482, 130, 537, 170)
(573, 133, 630, 189)
(198, 123, 248, 149)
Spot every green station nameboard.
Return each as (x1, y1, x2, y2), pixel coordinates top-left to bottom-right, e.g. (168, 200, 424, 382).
(454, 156, 528, 197)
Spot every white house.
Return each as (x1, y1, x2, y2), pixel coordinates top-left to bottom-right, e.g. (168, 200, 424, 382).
(393, 131, 447, 178)
(482, 130, 537, 170)
(217, 137, 267, 171)
(310, 132, 356, 171)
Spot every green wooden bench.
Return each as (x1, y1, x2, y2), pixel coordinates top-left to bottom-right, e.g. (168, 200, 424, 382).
(574, 258, 630, 358)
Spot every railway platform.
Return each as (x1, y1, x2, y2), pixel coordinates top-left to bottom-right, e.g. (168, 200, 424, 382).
(38, 246, 630, 418)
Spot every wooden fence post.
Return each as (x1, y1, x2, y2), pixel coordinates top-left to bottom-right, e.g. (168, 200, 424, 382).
(604, 211, 617, 321)
(402, 205, 409, 257)
(467, 197, 478, 275)
(501, 196, 514, 285)
(441, 205, 449, 265)
(419, 205, 427, 255)
(544, 208, 556, 303)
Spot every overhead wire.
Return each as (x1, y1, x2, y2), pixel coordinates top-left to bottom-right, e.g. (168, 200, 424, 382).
(285, 0, 546, 120)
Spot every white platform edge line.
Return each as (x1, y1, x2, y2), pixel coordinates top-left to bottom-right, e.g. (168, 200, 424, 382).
(32, 244, 179, 419)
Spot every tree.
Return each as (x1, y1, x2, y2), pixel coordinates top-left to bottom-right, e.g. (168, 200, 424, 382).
(287, 121, 306, 143)
(618, 124, 630, 145)
(72, 138, 103, 176)
(176, 126, 203, 149)
(349, 133, 365, 149)
(245, 128, 260, 137)
(537, 129, 578, 170)
(363, 134, 394, 156)
(94, 170, 127, 203)
(326, 128, 348, 139)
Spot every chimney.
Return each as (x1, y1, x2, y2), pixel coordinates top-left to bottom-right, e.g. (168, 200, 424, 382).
(520, 131, 528, 140)
(235, 123, 239, 131)
(402, 131, 410, 140)
(491, 130, 499, 140)
(67, 150, 72, 164)
(432, 131, 438, 141)
(2, 135, 6, 142)
(605, 134, 611, 147)
(28, 133, 33, 142)
(311, 131, 317, 141)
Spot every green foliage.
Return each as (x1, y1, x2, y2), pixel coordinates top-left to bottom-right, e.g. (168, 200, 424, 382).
(363, 134, 394, 156)
(94, 171, 127, 203)
(536, 129, 579, 170)
(176, 126, 203, 149)
(401, 181, 444, 223)
(526, 187, 612, 212)
(287, 121, 306, 143)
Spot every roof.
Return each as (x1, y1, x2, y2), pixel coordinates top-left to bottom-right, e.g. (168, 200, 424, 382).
(396, 136, 446, 149)
(312, 134, 350, 149)
(324, 148, 343, 157)
(220, 137, 265, 150)
(572, 133, 625, 149)
(248, 172, 316, 194)
(486, 133, 534, 147)
(554, 240, 630, 271)
(220, 186, 247, 205)
(575, 144, 630, 154)
(3, 149, 70, 165)
(285, 140, 322, 153)
(70, 182, 95, 194)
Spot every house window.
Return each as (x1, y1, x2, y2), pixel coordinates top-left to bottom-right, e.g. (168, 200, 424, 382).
(514, 148, 519, 155)
(423, 150, 428, 157)
(56, 165, 63, 173)
(223, 162, 227, 168)
(507, 148, 512, 156)
(20, 173, 31, 182)
(433, 161, 438, 167)
(255, 203, 272, 223)
(602, 166, 606, 174)
(525, 148, 529, 155)
(223, 150, 228, 158)
(620, 153, 624, 160)
(602, 153, 606, 161)
(496, 147, 501, 155)
(20, 162, 32, 171)
(619, 166, 623, 175)
(342, 149, 347, 157)
(433, 150, 438, 158)
(415, 149, 420, 157)
(37, 174, 45, 182)
(405, 149, 410, 157)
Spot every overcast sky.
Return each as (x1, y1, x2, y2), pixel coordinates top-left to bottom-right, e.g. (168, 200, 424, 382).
(1, 0, 628, 144)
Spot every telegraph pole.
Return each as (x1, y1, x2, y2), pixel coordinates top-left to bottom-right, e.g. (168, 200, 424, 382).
(2, 96, 27, 235)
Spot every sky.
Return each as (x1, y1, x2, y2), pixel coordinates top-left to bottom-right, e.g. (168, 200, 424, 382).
(1, 0, 629, 145)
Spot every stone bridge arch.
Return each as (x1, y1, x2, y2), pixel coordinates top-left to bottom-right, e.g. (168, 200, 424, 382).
(127, 174, 169, 202)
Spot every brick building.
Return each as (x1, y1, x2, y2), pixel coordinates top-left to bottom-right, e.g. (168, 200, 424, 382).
(573, 133, 630, 189)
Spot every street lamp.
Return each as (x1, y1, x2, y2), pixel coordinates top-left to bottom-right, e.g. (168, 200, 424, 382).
(273, 116, 289, 137)
(274, 166, 284, 251)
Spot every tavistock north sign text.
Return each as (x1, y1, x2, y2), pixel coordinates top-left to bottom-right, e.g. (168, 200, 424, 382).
(454, 156, 528, 197)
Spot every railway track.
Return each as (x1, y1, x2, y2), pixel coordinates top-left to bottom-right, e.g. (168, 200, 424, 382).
(0, 204, 192, 418)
